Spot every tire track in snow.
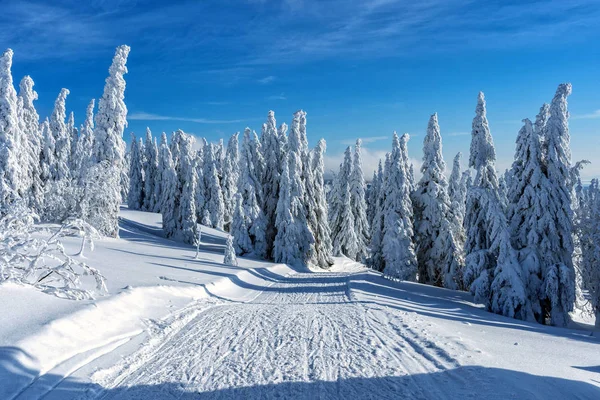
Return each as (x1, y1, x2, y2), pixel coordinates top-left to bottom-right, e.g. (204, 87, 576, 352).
(90, 271, 468, 399)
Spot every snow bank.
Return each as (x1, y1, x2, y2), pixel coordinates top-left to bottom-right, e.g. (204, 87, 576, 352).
(0, 208, 293, 399)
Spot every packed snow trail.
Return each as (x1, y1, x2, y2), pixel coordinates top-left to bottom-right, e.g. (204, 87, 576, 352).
(83, 268, 600, 400)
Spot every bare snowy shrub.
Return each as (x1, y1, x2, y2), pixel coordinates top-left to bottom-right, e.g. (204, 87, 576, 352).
(0, 202, 107, 300)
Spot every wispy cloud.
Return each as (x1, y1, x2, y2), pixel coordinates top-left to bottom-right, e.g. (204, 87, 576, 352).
(448, 132, 470, 137)
(572, 109, 600, 120)
(128, 112, 246, 124)
(267, 93, 287, 100)
(4, 0, 599, 67)
(203, 101, 230, 106)
(340, 136, 388, 145)
(258, 75, 276, 84)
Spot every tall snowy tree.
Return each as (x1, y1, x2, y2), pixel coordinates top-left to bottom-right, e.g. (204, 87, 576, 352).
(50, 88, 71, 182)
(448, 152, 466, 226)
(158, 133, 177, 235)
(178, 135, 198, 244)
(88, 45, 130, 237)
(0, 49, 20, 210)
(222, 132, 240, 231)
(308, 139, 334, 268)
(507, 118, 555, 322)
(273, 111, 314, 266)
(234, 128, 267, 257)
(39, 119, 54, 187)
(67, 111, 77, 169)
(368, 154, 389, 272)
(367, 161, 382, 230)
(538, 83, 576, 326)
(329, 147, 359, 259)
(261, 111, 285, 259)
(127, 134, 144, 210)
(194, 139, 207, 222)
(17, 75, 43, 212)
(164, 130, 197, 243)
(204, 143, 225, 230)
(82, 99, 95, 160)
(463, 92, 528, 319)
(413, 113, 463, 288)
(349, 139, 370, 261)
(382, 133, 418, 281)
(142, 128, 158, 212)
(581, 180, 600, 326)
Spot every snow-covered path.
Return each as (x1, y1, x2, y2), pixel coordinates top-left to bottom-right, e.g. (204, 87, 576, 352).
(83, 269, 600, 400)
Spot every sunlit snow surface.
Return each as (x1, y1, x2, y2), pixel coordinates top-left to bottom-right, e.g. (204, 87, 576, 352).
(1, 208, 598, 399)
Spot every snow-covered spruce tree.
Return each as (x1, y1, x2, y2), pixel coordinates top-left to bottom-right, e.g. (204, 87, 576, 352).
(39, 119, 54, 187)
(231, 193, 252, 255)
(166, 130, 197, 243)
(413, 114, 463, 288)
(329, 147, 359, 259)
(367, 162, 382, 230)
(463, 92, 528, 318)
(158, 132, 177, 236)
(535, 103, 550, 138)
(178, 136, 198, 244)
(71, 116, 87, 184)
(50, 88, 71, 182)
(223, 235, 238, 266)
(0, 49, 22, 210)
(215, 138, 225, 188)
(382, 133, 418, 281)
(538, 83, 576, 326)
(507, 118, 556, 322)
(448, 152, 467, 226)
(582, 181, 600, 326)
(222, 132, 240, 231)
(274, 112, 314, 267)
(204, 143, 225, 230)
(349, 139, 370, 261)
(68, 111, 78, 169)
(368, 155, 388, 272)
(78, 99, 95, 174)
(17, 76, 43, 212)
(88, 45, 130, 237)
(194, 140, 206, 222)
(308, 139, 334, 268)
(235, 128, 267, 257)
(142, 128, 158, 212)
(273, 154, 313, 267)
(127, 134, 144, 210)
(261, 111, 284, 259)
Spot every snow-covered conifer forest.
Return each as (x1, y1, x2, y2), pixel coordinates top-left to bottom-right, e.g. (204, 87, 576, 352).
(0, 45, 599, 399)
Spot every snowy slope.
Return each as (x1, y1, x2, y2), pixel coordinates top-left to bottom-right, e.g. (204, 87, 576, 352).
(1, 208, 599, 399)
(0, 207, 294, 400)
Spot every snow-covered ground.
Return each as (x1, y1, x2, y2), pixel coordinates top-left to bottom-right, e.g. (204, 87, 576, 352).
(1, 208, 599, 399)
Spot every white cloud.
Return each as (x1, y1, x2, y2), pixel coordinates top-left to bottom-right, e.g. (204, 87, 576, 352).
(267, 93, 287, 100)
(572, 109, 600, 120)
(340, 136, 388, 145)
(258, 75, 276, 84)
(448, 132, 470, 137)
(128, 112, 246, 124)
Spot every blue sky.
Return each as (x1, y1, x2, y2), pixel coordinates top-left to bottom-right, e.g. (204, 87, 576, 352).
(3, 0, 600, 179)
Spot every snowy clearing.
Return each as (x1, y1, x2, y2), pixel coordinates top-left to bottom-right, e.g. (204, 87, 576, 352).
(0, 209, 599, 399)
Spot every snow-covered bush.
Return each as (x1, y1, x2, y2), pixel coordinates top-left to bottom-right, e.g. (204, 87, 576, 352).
(0, 202, 106, 300)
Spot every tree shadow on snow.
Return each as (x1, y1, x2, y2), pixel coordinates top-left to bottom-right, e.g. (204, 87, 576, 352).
(1, 349, 599, 400)
(351, 272, 599, 345)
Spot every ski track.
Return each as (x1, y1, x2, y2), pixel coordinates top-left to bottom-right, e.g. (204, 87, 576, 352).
(81, 270, 471, 400)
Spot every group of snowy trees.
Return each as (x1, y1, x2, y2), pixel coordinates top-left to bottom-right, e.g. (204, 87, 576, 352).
(0, 45, 130, 237)
(350, 83, 599, 327)
(129, 110, 333, 269)
(0, 42, 597, 324)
